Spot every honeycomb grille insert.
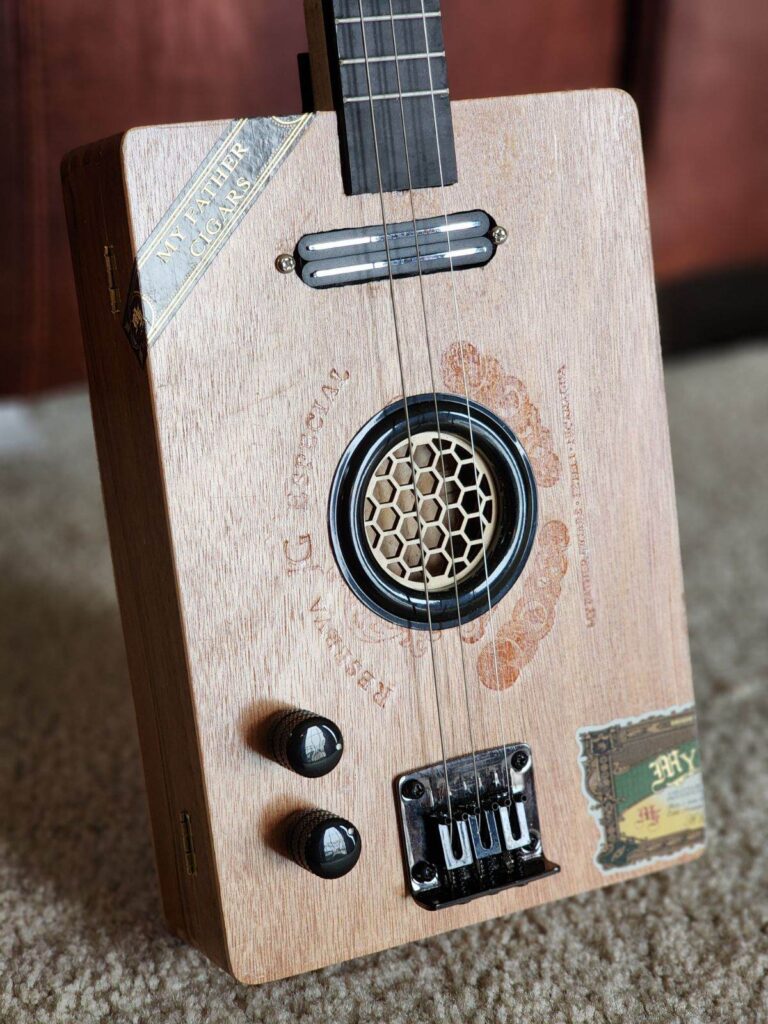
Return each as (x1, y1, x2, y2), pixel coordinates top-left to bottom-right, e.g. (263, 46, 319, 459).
(363, 431, 497, 593)
(328, 392, 538, 630)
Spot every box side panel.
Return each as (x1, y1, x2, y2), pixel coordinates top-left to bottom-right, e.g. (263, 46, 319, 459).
(61, 138, 230, 972)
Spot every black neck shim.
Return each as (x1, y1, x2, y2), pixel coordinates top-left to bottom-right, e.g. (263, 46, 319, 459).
(323, 0, 458, 196)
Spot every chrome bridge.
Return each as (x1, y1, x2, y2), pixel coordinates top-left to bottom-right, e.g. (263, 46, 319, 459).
(396, 744, 559, 910)
(295, 210, 498, 289)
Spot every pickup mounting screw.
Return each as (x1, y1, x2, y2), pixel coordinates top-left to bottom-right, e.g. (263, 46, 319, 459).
(491, 225, 509, 246)
(275, 253, 296, 274)
(511, 749, 529, 772)
(402, 779, 425, 800)
(411, 860, 437, 884)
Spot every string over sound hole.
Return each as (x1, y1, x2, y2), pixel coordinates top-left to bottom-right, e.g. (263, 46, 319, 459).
(363, 431, 497, 593)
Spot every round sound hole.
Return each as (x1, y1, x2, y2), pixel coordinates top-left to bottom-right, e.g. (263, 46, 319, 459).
(363, 432, 498, 593)
(329, 393, 538, 631)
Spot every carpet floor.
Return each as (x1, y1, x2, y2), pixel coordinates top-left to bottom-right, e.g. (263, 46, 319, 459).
(1, 344, 766, 1024)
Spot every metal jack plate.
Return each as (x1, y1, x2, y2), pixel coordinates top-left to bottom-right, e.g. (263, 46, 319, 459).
(396, 744, 560, 910)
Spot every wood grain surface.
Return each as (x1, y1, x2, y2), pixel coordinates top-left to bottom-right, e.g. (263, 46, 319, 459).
(61, 137, 231, 971)
(64, 90, 699, 984)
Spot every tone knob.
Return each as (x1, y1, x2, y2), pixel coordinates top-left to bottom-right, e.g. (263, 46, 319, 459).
(271, 708, 344, 778)
(289, 809, 362, 879)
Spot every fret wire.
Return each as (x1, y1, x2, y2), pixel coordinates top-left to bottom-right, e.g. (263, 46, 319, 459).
(335, 12, 440, 22)
(328, 0, 457, 193)
(339, 51, 444, 65)
(344, 88, 449, 103)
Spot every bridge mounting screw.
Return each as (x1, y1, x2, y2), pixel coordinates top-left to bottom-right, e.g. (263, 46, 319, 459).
(524, 829, 541, 854)
(511, 749, 529, 772)
(402, 779, 425, 800)
(411, 860, 437, 884)
(491, 225, 509, 246)
(275, 253, 297, 274)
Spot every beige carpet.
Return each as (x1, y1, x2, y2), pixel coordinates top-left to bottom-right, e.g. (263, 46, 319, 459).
(1, 345, 767, 1024)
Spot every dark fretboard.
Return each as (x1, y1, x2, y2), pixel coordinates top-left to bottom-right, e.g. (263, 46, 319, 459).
(323, 0, 458, 196)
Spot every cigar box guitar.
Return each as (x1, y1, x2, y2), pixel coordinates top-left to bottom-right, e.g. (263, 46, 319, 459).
(62, 0, 705, 985)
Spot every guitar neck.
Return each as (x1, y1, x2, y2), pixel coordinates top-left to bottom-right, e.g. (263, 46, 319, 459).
(306, 0, 458, 196)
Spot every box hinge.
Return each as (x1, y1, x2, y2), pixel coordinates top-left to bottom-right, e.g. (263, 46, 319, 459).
(103, 244, 121, 314)
(179, 811, 198, 876)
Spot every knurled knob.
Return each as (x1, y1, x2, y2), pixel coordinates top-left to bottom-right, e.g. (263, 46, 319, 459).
(288, 809, 362, 879)
(271, 709, 344, 778)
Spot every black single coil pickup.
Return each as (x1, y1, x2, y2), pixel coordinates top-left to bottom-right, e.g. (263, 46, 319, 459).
(396, 744, 560, 910)
(296, 210, 497, 288)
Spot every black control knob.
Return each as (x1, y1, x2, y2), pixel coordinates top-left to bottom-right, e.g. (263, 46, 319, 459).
(289, 810, 362, 879)
(271, 709, 344, 778)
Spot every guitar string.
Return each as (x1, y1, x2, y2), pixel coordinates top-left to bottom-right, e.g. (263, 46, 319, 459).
(416, 0, 513, 797)
(384, 0, 482, 808)
(355, 0, 454, 822)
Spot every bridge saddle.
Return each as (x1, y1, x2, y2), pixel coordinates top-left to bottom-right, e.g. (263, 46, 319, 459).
(396, 743, 559, 910)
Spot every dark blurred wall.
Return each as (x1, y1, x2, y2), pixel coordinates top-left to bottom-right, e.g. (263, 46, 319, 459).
(2, 0, 766, 393)
(640, 0, 768, 280)
(3, 0, 308, 394)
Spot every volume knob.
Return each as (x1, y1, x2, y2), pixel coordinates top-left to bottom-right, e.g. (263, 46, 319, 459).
(271, 709, 344, 778)
(289, 809, 362, 879)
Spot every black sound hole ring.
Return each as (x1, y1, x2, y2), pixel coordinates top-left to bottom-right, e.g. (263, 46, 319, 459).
(328, 394, 538, 631)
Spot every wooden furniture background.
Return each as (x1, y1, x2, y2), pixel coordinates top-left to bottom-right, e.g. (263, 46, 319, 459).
(3, 0, 767, 394)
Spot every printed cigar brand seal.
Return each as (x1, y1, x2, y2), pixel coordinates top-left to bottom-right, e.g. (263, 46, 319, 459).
(578, 705, 705, 872)
(123, 114, 313, 364)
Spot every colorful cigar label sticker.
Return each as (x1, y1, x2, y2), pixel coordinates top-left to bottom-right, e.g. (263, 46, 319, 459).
(123, 114, 313, 365)
(578, 705, 705, 872)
